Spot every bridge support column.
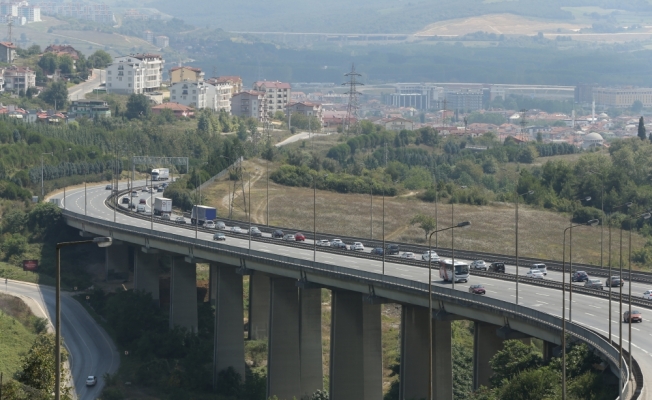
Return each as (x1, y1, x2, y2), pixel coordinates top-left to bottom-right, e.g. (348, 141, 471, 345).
(169, 257, 197, 331)
(267, 278, 301, 399)
(300, 288, 323, 397)
(329, 291, 382, 400)
(543, 340, 555, 361)
(105, 243, 129, 281)
(473, 322, 503, 390)
(134, 249, 159, 305)
(249, 271, 270, 340)
(213, 264, 245, 388)
(400, 305, 452, 400)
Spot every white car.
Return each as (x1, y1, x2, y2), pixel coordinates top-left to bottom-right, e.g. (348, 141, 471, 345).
(422, 251, 439, 262)
(331, 238, 344, 245)
(644, 289, 652, 300)
(86, 376, 97, 386)
(204, 221, 216, 229)
(316, 239, 331, 246)
(230, 226, 243, 234)
(526, 270, 545, 279)
(471, 260, 487, 270)
(350, 242, 365, 251)
(283, 233, 295, 241)
(530, 263, 547, 276)
(400, 252, 416, 259)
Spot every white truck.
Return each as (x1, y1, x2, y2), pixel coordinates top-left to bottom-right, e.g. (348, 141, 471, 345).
(154, 197, 172, 217)
(151, 168, 169, 181)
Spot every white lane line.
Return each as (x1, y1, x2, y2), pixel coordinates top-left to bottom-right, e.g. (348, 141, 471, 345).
(589, 305, 601, 309)
(535, 293, 550, 297)
(536, 301, 549, 305)
(585, 313, 595, 317)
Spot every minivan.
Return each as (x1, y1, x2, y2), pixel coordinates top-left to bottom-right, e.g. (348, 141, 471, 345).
(489, 262, 505, 273)
(386, 244, 400, 255)
(530, 263, 547, 276)
(136, 204, 146, 213)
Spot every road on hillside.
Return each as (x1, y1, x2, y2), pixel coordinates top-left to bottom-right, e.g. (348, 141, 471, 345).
(275, 131, 330, 147)
(68, 69, 102, 101)
(2, 280, 119, 399)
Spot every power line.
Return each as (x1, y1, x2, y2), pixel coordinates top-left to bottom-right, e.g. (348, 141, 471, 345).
(343, 63, 363, 135)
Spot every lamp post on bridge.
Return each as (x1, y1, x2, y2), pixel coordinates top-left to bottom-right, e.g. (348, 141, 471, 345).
(514, 189, 534, 306)
(569, 196, 591, 323)
(607, 201, 632, 342)
(312, 174, 328, 263)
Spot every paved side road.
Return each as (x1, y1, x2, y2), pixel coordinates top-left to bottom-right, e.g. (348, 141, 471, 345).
(2, 280, 119, 400)
(68, 69, 102, 101)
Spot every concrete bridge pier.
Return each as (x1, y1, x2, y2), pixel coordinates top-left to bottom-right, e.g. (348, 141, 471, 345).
(473, 322, 504, 390)
(300, 287, 323, 397)
(134, 248, 160, 305)
(329, 290, 382, 400)
(249, 271, 271, 340)
(212, 264, 245, 388)
(105, 243, 129, 281)
(400, 305, 453, 400)
(169, 257, 198, 331)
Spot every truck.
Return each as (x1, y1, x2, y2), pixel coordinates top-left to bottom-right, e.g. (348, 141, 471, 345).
(151, 168, 169, 181)
(154, 197, 172, 217)
(191, 205, 217, 225)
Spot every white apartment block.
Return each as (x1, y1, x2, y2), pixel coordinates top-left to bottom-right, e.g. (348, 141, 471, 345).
(106, 54, 163, 95)
(170, 80, 207, 109)
(252, 81, 291, 115)
(0, 1, 41, 22)
(36, 2, 114, 23)
(4, 66, 35, 92)
(207, 81, 232, 113)
(231, 91, 265, 121)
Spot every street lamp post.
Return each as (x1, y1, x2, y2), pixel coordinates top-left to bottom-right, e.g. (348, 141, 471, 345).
(55, 237, 112, 400)
(562, 219, 599, 399)
(515, 189, 534, 305)
(427, 221, 470, 400)
(41, 152, 54, 199)
(312, 174, 328, 262)
(569, 196, 591, 323)
(607, 202, 632, 342)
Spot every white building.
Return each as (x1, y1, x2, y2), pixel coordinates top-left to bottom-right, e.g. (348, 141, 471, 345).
(4, 66, 35, 92)
(231, 91, 265, 121)
(582, 132, 604, 149)
(169, 80, 207, 109)
(105, 54, 163, 95)
(252, 81, 291, 115)
(206, 81, 232, 113)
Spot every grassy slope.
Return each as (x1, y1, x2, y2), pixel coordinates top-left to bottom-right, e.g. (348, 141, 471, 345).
(0, 293, 40, 378)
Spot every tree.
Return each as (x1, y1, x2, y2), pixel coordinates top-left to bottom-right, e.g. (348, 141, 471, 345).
(489, 340, 543, 386)
(39, 80, 68, 109)
(638, 116, 646, 141)
(37, 53, 58, 74)
(410, 214, 437, 241)
(632, 100, 644, 114)
(16, 333, 73, 398)
(125, 94, 151, 119)
(58, 55, 74, 74)
(87, 50, 112, 68)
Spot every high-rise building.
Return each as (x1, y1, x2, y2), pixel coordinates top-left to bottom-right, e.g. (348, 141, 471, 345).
(445, 89, 483, 112)
(592, 87, 652, 108)
(105, 54, 163, 95)
(252, 81, 291, 115)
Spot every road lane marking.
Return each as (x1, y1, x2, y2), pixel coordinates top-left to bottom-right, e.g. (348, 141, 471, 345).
(585, 313, 595, 317)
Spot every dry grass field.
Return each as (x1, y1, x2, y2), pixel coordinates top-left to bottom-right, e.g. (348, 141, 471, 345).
(202, 159, 648, 269)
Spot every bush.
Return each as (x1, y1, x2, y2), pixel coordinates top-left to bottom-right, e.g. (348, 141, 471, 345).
(100, 387, 125, 400)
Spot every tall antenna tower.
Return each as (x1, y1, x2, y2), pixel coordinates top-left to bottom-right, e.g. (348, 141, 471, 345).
(343, 63, 363, 135)
(7, 17, 12, 44)
(519, 109, 528, 141)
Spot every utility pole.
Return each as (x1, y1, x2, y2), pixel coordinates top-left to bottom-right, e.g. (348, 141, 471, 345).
(343, 64, 363, 135)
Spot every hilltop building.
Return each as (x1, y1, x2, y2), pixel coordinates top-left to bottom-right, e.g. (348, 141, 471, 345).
(106, 54, 163, 95)
(231, 91, 265, 121)
(252, 81, 291, 115)
(169, 66, 203, 83)
(68, 99, 111, 119)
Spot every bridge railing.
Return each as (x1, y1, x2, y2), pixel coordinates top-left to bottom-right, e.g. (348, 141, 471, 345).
(64, 210, 634, 398)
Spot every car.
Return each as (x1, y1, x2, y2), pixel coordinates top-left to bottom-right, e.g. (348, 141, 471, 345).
(141, 187, 148, 192)
(295, 232, 306, 241)
(121, 197, 130, 204)
(161, 182, 168, 188)
(250, 226, 263, 237)
(128, 203, 136, 209)
(175, 217, 186, 224)
(331, 239, 347, 249)
(371, 247, 384, 255)
(105, 184, 112, 190)
(230, 226, 243, 234)
(350, 242, 364, 251)
(86, 376, 97, 386)
(572, 271, 589, 282)
(283, 233, 295, 241)
(644, 290, 652, 300)
(204, 221, 216, 229)
(153, 185, 159, 190)
(139, 198, 147, 204)
(489, 262, 506, 273)
(386, 244, 400, 255)
(469, 284, 486, 295)
(136, 205, 146, 213)
(608, 276, 625, 287)
(213, 232, 226, 241)
(216, 221, 226, 230)
(400, 252, 416, 259)
(471, 260, 487, 271)
(157, 187, 164, 192)
(272, 229, 284, 238)
(584, 278, 604, 290)
(623, 310, 642, 323)
(422, 250, 439, 262)
(316, 239, 331, 246)
(131, 191, 138, 197)
(161, 214, 170, 221)
(530, 263, 547, 276)
(526, 270, 545, 279)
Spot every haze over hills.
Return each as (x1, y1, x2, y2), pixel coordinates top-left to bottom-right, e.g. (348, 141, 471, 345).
(144, 0, 652, 33)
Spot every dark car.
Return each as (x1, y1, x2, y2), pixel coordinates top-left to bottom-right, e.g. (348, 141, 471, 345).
(295, 232, 306, 241)
(128, 203, 136, 209)
(572, 271, 589, 282)
(488, 262, 505, 273)
(139, 198, 147, 204)
(386, 244, 400, 255)
(608, 276, 625, 287)
(469, 284, 486, 295)
(250, 227, 263, 237)
(121, 197, 130, 204)
(624, 310, 642, 323)
(371, 247, 384, 256)
(272, 229, 284, 238)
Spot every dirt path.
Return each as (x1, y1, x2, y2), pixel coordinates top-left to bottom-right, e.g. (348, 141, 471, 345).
(220, 168, 265, 217)
(385, 225, 409, 241)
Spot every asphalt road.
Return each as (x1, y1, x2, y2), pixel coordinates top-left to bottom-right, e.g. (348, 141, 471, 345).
(68, 69, 102, 101)
(55, 182, 652, 395)
(2, 280, 119, 399)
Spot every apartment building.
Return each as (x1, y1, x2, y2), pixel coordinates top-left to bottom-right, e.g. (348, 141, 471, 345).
(0, 2, 40, 22)
(36, 2, 113, 23)
(287, 101, 323, 124)
(593, 87, 652, 108)
(0, 42, 15, 63)
(106, 54, 163, 95)
(4, 66, 35, 92)
(169, 66, 203, 83)
(445, 89, 483, 112)
(231, 91, 265, 121)
(252, 81, 291, 115)
(169, 80, 207, 109)
(68, 99, 111, 119)
(208, 76, 242, 96)
(207, 81, 232, 113)
(154, 35, 169, 48)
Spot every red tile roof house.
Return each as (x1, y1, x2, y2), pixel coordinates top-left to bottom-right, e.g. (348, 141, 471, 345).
(152, 102, 195, 118)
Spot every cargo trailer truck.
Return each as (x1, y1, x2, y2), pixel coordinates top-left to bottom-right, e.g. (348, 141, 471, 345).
(191, 205, 217, 225)
(154, 197, 172, 217)
(151, 168, 169, 181)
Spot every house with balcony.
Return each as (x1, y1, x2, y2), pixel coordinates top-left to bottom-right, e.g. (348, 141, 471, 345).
(4, 66, 35, 92)
(231, 91, 265, 121)
(287, 101, 323, 124)
(106, 54, 163, 95)
(252, 81, 291, 115)
(68, 99, 111, 119)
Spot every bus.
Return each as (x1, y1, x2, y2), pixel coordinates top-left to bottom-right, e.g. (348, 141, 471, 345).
(439, 259, 470, 283)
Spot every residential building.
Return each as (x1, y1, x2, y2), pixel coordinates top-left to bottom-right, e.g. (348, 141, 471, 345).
(382, 92, 431, 110)
(4, 66, 35, 92)
(44, 44, 80, 60)
(154, 35, 169, 48)
(208, 76, 242, 95)
(169, 80, 207, 109)
(287, 101, 323, 124)
(143, 30, 154, 43)
(152, 102, 194, 118)
(169, 66, 203, 83)
(68, 99, 111, 119)
(0, 3, 17, 16)
(593, 87, 652, 108)
(231, 91, 264, 121)
(106, 54, 163, 95)
(376, 117, 414, 131)
(206, 81, 232, 113)
(17, 4, 40, 22)
(445, 89, 483, 112)
(0, 42, 15, 63)
(252, 80, 291, 115)
(36, 2, 114, 23)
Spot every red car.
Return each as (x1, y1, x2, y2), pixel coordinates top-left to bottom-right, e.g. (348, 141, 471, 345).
(469, 284, 486, 295)
(295, 232, 306, 241)
(624, 310, 642, 323)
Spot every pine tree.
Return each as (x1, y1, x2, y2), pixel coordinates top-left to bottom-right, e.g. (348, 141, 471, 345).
(638, 116, 646, 141)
